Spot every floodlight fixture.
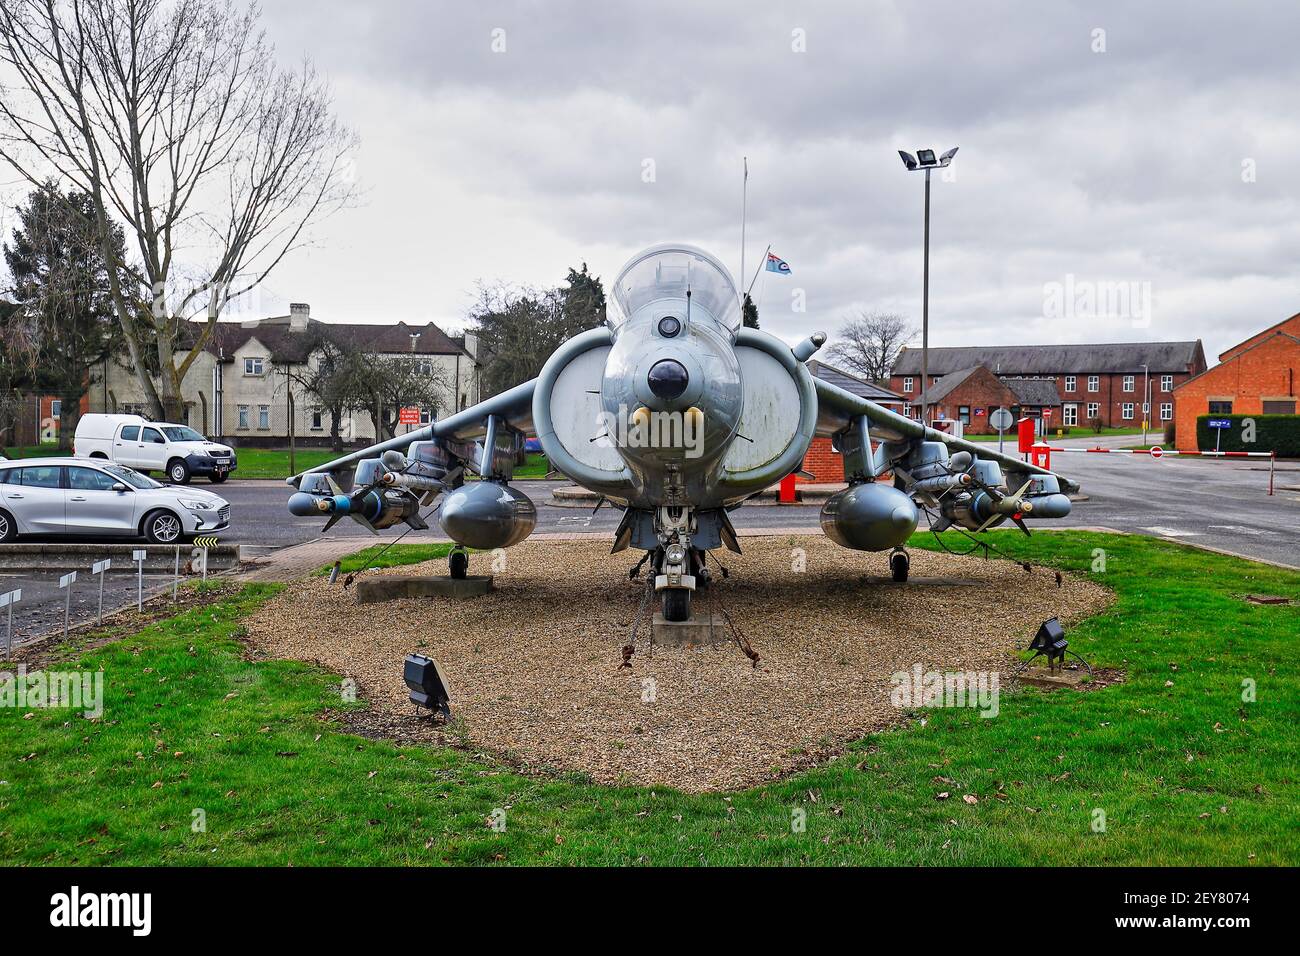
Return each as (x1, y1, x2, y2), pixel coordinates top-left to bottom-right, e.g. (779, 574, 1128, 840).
(404, 653, 452, 719)
(1028, 617, 1069, 671)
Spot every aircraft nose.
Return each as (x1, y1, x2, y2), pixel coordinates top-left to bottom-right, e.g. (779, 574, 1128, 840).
(647, 359, 689, 401)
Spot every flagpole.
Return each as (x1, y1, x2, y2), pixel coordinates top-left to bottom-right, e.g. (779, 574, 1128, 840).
(746, 243, 771, 296)
(739, 156, 748, 304)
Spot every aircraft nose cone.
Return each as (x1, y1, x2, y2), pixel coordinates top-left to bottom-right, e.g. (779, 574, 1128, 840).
(647, 359, 689, 400)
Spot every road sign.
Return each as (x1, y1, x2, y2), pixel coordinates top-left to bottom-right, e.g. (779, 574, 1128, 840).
(1, 587, 20, 655)
(1150, 445, 1164, 459)
(1208, 419, 1232, 429)
(399, 407, 421, 425)
(91, 559, 112, 624)
(193, 535, 220, 549)
(1041, 408, 1053, 418)
(58, 571, 76, 640)
(989, 408, 1014, 431)
(133, 549, 147, 612)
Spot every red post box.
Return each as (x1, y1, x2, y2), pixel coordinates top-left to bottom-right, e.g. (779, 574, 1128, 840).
(778, 473, 798, 503)
(1017, 417, 1036, 454)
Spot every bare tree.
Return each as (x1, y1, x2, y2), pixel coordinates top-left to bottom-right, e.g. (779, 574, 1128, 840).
(0, 0, 356, 421)
(824, 311, 916, 382)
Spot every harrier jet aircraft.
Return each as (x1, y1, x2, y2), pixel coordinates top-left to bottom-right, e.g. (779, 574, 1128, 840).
(288, 243, 1076, 621)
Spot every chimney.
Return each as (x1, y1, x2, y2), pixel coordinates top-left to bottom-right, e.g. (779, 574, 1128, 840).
(463, 331, 479, 360)
(289, 302, 310, 330)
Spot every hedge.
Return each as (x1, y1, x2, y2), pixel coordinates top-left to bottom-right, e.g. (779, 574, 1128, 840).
(1195, 413, 1300, 457)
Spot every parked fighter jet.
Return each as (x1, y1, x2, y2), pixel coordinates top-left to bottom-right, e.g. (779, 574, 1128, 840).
(287, 243, 1076, 620)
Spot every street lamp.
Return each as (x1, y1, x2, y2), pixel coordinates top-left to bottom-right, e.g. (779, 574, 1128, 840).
(1141, 362, 1150, 445)
(898, 146, 958, 429)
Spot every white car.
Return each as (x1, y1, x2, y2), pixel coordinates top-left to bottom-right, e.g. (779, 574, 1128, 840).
(73, 413, 237, 484)
(0, 457, 229, 543)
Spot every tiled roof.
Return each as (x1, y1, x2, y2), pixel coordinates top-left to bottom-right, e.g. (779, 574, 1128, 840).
(893, 341, 1203, 375)
(197, 318, 471, 363)
(807, 360, 904, 402)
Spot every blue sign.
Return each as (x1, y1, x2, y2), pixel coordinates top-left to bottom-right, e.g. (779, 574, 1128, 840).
(1207, 419, 1232, 429)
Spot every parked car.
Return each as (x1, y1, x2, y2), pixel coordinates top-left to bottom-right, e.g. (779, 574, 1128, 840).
(73, 413, 237, 484)
(0, 457, 229, 543)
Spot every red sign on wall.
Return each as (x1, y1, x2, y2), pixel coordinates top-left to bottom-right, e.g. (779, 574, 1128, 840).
(398, 407, 421, 425)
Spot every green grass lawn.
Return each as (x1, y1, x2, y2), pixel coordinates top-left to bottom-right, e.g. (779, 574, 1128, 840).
(2, 531, 1296, 865)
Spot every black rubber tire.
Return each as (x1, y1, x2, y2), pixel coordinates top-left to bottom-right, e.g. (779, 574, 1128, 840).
(890, 551, 910, 583)
(0, 508, 16, 542)
(449, 549, 469, 579)
(662, 588, 691, 622)
(209, 472, 228, 484)
(143, 509, 184, 544)
(167, 459, 191, 484)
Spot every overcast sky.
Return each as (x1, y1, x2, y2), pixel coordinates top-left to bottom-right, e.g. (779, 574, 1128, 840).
(238, 1, 1300, 361)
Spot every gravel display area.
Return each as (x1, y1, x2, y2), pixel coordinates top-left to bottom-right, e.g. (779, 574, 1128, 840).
(244, 538, 1113, 792)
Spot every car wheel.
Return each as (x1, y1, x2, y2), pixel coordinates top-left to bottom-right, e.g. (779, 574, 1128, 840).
(143, 509, 184, 544)
(209, 472, 228, 484)
(167, 459, 191, 484)
(0, 508, 16, 542)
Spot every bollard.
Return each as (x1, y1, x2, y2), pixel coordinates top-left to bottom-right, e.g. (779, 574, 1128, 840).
(173, 545, 180, 602)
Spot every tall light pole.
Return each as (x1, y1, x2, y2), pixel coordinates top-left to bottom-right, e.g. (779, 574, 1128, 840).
(899, 147, 958, 428)
(1141, 362, 1150, 445)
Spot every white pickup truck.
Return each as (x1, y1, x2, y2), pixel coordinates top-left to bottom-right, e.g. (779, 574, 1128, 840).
(73, 414, 238, 484)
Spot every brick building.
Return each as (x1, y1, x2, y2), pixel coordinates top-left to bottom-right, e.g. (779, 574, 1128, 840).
(913, 365, 1062, 434)
(1172, 312, 1300, 451)
(890, 341, 1206, 430)
(800, 361, 904, 482)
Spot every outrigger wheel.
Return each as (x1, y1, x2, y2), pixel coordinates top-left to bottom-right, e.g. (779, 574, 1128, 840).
(448, 546, 469, 580)
(890, 548, 910, 583)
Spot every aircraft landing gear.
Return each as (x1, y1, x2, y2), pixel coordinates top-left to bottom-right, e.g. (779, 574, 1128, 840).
(448, 546, 469, 580)
(662, 587, 691, 622)
(889, 547, 910, 583)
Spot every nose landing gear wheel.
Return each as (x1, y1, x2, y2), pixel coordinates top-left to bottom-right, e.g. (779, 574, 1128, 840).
(448, 547, 469, 580)
(890, 549, 910, 583)
(662, 588, 691, 622)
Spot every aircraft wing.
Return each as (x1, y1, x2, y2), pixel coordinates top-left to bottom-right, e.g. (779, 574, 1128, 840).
(812, 377, 1080, 495)
(286, 379, 537, 488)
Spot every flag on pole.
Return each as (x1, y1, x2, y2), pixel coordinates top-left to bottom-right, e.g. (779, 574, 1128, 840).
(765, 251, 792, 275)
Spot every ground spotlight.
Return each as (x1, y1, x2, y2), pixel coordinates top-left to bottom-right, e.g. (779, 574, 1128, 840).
(1028, 617, 1069, 671)
(403, 653, 451, 719)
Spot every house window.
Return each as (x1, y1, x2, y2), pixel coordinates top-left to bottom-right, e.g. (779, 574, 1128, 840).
(1064, 375, 1076, 392)
(1263, 400, 1296, 414)
(903, 377, 914, 394)
(237, 405, 249, 430)
(244, 356, 264, 376)
(931, 376, 941, 385)
(258, 405, 270, 429)
(1122, 375, 1134, 392)
(1208, 401, 1233, 415)
(416, 360, 434, 376)
(419, 409, 433, 425)
(1160, 402, 1173, 421)
(122, 403, 147, 417)
(311, 409, 323, 431)
(958, 406, 971, 425)
(1122, 402, 1134, 420)
(1086, 402, 1100, 419)
(1161, 374, 1173, 392)
(1087, 375, 1099, 392)
(1063, 404, 1078, 426)
(902, 402, 911, 418)
(51, 399, 62, 418)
